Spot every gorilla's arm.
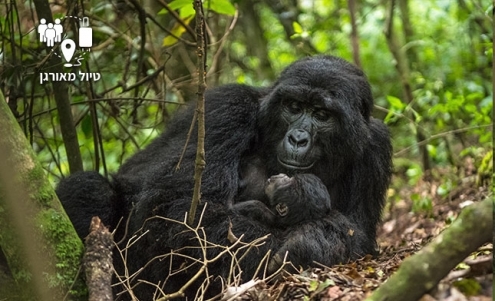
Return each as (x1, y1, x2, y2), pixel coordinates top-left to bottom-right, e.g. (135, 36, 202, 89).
(232, 200, 278, 226)
(334, 118, 392, 245)
(138, 84, 265, 202)
(268, 211, 368, 272)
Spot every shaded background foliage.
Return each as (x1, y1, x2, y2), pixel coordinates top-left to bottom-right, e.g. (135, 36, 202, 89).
(0, 0, 492, 209)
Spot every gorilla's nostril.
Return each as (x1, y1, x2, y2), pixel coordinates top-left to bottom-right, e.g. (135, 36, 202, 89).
(288, 135, 297, 146)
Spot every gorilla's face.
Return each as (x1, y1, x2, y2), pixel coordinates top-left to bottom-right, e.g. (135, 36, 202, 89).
(258, 55, 373, 177)
(264, 173, 293, 217)
(265, 173, 293, 202)
(275, 88, 335, 171)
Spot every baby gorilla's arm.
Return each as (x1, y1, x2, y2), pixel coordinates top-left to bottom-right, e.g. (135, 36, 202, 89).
(233, 200, 278, 226)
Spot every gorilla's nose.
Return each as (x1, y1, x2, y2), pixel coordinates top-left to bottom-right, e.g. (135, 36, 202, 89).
(287, 129, 310, 148)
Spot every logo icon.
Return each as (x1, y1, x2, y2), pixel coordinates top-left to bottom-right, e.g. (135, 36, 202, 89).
(37, 16, 101, 85)
(78, 17, 93, 48)
(37, 16, 93, 67)
(61, 39, 76, 67)
(38, 18, 64, 46)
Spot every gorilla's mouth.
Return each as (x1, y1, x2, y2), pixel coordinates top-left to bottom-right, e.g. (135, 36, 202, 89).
(277, 157, 315, 170)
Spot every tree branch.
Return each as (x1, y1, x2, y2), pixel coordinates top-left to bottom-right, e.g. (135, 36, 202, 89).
(383, 0, 430, 171)
(188, 0, 207, 226)
(366, 197, 493, 301)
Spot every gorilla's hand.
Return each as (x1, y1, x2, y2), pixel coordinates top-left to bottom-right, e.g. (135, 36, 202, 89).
(268, 212, 370, 273)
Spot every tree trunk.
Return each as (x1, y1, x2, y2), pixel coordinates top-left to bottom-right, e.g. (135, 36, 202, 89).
(348, 0, 361, 68)
(0, 91, 85, 300)
(366, 197, 493, 301)
(383, 0, 430, 171)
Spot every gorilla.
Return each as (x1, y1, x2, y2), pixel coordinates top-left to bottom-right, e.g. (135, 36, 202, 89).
(56, 55, 392, 300)
(234, 173, 332, 227)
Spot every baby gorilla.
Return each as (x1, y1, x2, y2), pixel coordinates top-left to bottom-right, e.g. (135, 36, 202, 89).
(235, 173, 331, 227)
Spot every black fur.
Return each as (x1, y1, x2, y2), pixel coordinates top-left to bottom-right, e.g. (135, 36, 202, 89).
(235, 173, 331, 227)
(56, 55, 392, 299)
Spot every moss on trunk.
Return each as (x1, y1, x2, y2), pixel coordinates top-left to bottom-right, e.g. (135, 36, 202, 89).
(0, 91, 85, 300)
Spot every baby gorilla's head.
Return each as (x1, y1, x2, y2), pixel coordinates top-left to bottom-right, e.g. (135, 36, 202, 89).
(264, 173, 331, 226)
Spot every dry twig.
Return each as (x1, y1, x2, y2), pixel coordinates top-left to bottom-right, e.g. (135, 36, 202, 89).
(113, 205, 278, 300)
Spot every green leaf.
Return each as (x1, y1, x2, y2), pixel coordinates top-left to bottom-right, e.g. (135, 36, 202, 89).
(307, 279, 334, 294)
(179, 4, 195, 18)
(437, 180, 453, 196)
(209, 0, 236, 15)
(308, 280, 319, 292)
(169, 0, 194, 11)
(162, 15, 193, 46)
(316, 279, 334, 293)
(386, 95, 405, 110)
(158, 0, 195, 17)
(464, 103, 477, 113)
(293, 21, 303, 34)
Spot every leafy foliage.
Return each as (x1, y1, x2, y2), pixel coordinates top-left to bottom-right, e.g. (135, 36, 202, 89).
(0, 0, 492, 191)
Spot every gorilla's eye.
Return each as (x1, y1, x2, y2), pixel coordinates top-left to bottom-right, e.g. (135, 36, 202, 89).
(286, 100, 303, 114)
(314, 110, 330, 122)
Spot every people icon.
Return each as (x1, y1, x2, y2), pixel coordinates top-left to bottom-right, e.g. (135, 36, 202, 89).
(54, 18, 63, 42)
(38, 18, 47, 42)
(38, 18, 64, 46)
(44, 23, 56, 47)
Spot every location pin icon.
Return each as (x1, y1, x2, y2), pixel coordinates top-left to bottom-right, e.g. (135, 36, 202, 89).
(61, 39, 76, 67)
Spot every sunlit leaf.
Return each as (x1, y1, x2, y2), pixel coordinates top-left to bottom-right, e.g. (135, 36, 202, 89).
(158, 0, 195, 17)
(293, 21, 303, 34)
(162, 15, 193, 46)
(386, 95, 405, 110)
(179, 5, 195, 18)
(169, 0, 194, 11)
(209, 0, 236, 16)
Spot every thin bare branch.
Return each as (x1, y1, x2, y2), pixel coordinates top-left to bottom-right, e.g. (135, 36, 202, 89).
(188, 0, 208, 226)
